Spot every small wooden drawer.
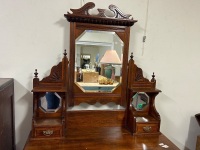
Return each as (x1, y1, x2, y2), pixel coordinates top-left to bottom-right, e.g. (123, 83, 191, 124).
(136, 123, 159, 134)
(34, 127, 62, 138)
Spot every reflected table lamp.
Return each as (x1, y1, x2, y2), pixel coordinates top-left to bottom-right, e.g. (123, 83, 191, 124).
(100, 50, 121, 80)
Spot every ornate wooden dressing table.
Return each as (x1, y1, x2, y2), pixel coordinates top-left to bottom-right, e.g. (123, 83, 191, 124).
(24, 2, 179, 150)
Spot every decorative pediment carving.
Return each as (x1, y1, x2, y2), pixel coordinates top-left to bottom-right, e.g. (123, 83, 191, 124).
(41, 62, 62, 82)
(135, 67, 145, 81)
(108, 4, 132, 19)
(32, 50, 69, 92)
(64, 2, 137, 26)
(69, 2, 95, 15)
(128, 53, 156, 90)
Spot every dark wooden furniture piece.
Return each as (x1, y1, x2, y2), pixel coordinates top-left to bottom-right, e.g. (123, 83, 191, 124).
(195, 114, 200, 150)
(65, 2, 137, 107)
(30, 51, 69, 139)
(0, 78, 15, 150)
(24, 2, 179, 149)
(24, 127, 179, 150)
(126, 54, 161, 135)
(196, 135, 200, 150)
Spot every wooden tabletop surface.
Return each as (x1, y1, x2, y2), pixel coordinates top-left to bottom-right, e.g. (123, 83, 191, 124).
(24, 127, 180, 150)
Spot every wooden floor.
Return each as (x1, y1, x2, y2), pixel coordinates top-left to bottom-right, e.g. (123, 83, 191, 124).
(24, 126, 180, 150)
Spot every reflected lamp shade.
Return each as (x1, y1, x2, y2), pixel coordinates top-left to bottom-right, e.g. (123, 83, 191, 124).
(100, 50, 121, 64)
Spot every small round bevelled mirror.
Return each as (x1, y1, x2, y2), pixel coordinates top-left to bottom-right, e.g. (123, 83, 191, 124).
(131, 92, 149, 111)
(39, 92, 62, 112)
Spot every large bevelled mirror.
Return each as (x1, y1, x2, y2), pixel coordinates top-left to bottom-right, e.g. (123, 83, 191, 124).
(65, 2, 137, 106)
(75, 30, 124, 92)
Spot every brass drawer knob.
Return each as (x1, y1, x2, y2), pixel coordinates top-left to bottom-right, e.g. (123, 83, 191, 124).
(43, 130, 54, 136)
(143, 126, 152, 132)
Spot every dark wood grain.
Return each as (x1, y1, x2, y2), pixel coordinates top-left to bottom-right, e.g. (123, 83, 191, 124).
(125, 55, 162, 135)
(67, 110, 125, 129)
(0, 78, 15, 150)
(24, 2, 180, 150)
(24, 127, 179, 150)
(31, 51, 69, 139)
(65, 2, 137, 26)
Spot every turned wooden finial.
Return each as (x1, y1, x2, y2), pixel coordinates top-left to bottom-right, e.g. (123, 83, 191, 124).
(130, 53, 134, 59)
(34, 69, 38, 78)
(151, 72, 156, 82)
(63, 49, 67, 57)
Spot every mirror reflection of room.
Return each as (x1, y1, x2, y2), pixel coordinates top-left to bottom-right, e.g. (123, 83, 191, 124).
(40, 92, 61, 112)
(75, 30, 124, 92)
(131, 92, 149, 111)
(81, 54, 91, 69)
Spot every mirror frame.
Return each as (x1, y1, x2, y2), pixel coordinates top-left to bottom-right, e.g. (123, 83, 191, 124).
(65, 2, 137, 107)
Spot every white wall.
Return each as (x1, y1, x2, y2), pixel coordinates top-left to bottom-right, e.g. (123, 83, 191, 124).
(0, 0, 200, 149)
(136, 1, 200, 149)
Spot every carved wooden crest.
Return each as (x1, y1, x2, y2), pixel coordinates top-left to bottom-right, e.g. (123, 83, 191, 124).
(32, 50, 69, 92)
(128, 53, 156, 90)
(64, 2, 137, 26)
(41, 63, 62, 82)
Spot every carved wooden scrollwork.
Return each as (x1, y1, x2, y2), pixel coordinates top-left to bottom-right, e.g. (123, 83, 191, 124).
(108, 4, 132, 19)
(135, 67, 144, 81)
(41, 62, 62, 82)
(69, 2, 95, 16)
(128, 53, 156, 90)
(135, 67, 150, 82)
(32, 50, 69, 91)
(65, 2, 137, 26)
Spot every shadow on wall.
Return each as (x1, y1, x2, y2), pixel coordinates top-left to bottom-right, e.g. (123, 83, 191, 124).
(129, 23, 143, 55)
(55, 18, 70, 52)
(156, 93, 190, 150)
(14, 80, 33, 150)
(185, 116, 200, 150)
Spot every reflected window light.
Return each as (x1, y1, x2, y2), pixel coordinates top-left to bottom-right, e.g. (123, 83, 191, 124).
(142, 117, 148, 122)
(142, 143, 147, 150)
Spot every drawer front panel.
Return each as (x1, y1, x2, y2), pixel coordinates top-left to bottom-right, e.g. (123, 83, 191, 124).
(136, 123, 159, 134)
(34, 127, 62, 138)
